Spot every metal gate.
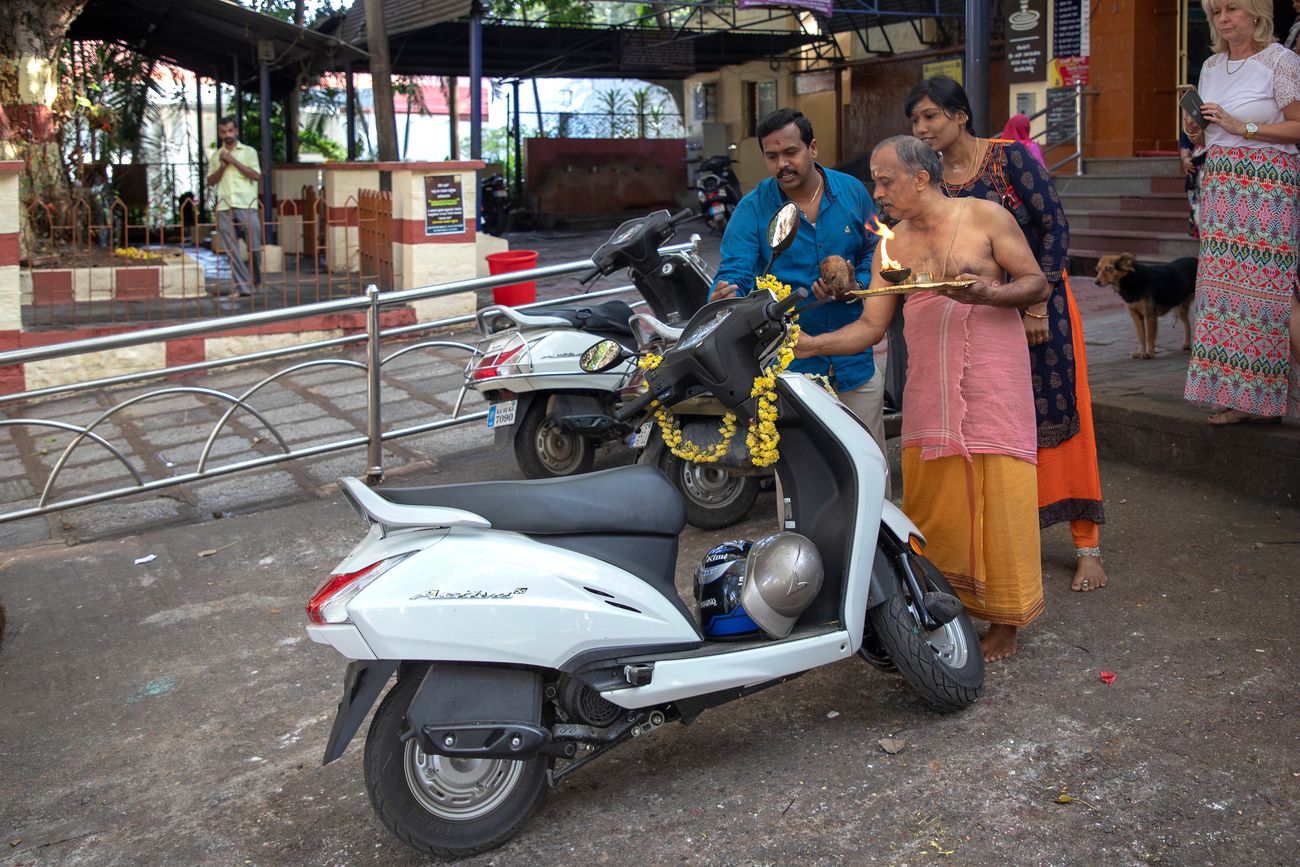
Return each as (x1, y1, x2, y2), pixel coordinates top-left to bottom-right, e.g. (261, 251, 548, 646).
(358, 189, 393, 290)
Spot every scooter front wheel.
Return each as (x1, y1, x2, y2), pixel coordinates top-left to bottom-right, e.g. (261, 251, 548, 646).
(514, 400, 596, 478)
(866, 555, 984, 712)
(363, 675, 550, 860)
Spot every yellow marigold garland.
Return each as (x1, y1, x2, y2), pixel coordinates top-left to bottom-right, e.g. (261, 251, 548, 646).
(115, 247, 162, 261)
(638, 275, 800, 466)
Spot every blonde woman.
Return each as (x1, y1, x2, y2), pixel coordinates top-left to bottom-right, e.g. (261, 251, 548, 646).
(1183, 0, 1300, 424)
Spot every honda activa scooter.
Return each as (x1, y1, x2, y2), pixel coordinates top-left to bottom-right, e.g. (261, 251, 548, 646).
(307, 204, 984, 861)
(460, 209, 711, 478)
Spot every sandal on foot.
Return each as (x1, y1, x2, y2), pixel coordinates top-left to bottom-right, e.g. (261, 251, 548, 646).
(1207, 410, 1282, 426)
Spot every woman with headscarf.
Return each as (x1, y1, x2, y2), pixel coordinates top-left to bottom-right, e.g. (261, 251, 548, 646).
(999, 113, 1045, 165)
(1182, 0, 1300, 425)
(904, 75, 1108, 596)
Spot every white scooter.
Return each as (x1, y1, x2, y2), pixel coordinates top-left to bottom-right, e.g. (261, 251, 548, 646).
(306, 204, 984, 861)
(460, 209, 712, 478)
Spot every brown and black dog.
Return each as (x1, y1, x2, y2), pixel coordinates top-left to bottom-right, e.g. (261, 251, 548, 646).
(1094, 253, 1197, 359)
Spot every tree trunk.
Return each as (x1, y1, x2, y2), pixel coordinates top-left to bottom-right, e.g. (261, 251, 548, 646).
(363, 0, 398, 162)
(284, 0, 305, 163)
(1, 0, 92, 253)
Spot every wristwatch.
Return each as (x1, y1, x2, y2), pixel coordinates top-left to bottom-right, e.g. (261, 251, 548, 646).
(1244, 122, 1259, 139)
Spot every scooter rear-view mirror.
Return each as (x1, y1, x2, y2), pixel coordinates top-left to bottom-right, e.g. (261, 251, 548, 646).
(763, 202, 800, 274)
(580, 339, 628, 374)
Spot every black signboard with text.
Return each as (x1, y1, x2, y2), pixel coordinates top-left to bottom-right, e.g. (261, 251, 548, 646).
(1005, 0, 1048, 83)
(1052, 0, 1082, 58)
(424, 175, 465, 236)
(1045, 87, 1076, 147)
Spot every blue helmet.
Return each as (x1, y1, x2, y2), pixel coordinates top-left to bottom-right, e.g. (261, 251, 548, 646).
(693, 540, 760, 639)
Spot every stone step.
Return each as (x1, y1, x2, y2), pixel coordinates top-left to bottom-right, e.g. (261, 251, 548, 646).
(1071, 209, 1193, 235)
(1061, 192, 1190, 214)
(1069, 227, 1200, 257)
(1080, 156, 1184, 177)
(1055, 174, 1185, 195)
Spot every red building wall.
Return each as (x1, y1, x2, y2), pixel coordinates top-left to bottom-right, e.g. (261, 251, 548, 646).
(525, 138, 687, 215)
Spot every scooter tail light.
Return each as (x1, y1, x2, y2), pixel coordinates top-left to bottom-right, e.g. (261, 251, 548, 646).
(471, 344, 526, 381)
(307, 552, 415, 625)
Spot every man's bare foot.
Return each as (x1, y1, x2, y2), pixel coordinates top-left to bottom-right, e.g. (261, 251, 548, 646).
(981, 624, 1018, 662)
(1072, 554, 1108, 592)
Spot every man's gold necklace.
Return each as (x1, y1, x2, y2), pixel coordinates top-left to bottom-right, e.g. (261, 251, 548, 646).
(795, 172, 823, 219)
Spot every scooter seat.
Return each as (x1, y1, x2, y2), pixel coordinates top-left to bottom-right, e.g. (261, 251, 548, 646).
(543, 300, 636, 338)
(376, 464, 685, 537)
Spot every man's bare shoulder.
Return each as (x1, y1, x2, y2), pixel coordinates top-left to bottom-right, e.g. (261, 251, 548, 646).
(964, 197, 1015, 229)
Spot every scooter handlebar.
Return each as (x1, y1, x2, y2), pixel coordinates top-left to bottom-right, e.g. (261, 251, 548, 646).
(769, 287, 809, 319)
(615, 387, 659, 423)
(578, 266, 601, 285)
(670, 208, 696, 224)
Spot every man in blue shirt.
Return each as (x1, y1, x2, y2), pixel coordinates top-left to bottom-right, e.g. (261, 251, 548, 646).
(711, 108, 888, 468)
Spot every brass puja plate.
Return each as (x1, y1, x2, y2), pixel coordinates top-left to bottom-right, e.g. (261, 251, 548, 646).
(849, 279, 977, 298)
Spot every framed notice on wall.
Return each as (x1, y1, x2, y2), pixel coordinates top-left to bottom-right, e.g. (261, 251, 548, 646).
(424, 175, 465, 236)
(1004, 0, 1048, 83)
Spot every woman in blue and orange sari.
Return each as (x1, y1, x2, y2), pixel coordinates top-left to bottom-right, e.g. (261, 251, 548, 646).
(904, 76, 1109, 596)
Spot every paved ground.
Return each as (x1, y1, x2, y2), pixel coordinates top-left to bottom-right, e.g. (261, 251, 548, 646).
(1, 457, 1297, 866)
(1, 224, 1299, 865)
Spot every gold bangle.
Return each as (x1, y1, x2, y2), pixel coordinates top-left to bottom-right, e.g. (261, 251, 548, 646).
(1023, 310, 1048, 320)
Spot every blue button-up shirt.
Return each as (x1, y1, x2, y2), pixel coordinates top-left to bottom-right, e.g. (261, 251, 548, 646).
(715, 166, 880, 391)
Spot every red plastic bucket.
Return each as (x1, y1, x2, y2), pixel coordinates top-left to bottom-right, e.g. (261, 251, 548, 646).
(485, 250, 539, 306)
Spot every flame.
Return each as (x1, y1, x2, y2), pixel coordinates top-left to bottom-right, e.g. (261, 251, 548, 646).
(868, 216, 903, 270)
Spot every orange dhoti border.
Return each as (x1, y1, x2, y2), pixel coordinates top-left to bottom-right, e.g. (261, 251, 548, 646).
(902, 448, 1044, 628)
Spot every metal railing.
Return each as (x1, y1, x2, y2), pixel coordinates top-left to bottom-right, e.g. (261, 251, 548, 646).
(1027, 81, 1089, 176)
(0, 242, 694, 525)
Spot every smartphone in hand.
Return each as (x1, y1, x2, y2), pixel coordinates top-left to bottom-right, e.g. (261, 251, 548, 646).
(1179, 87, 1208, 129)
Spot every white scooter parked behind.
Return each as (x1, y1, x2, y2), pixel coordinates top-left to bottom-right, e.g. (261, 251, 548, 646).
(460, 209, 712, 478)
(306, 204, 984, 861)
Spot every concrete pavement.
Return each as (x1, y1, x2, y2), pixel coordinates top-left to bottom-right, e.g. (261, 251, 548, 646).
(1, 225, 1299, 865)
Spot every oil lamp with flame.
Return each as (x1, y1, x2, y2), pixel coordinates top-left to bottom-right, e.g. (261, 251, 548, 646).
(868, 217, 911, 285)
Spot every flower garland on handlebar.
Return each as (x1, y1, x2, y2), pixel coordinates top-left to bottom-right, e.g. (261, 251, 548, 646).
(638, 274, 800, 467)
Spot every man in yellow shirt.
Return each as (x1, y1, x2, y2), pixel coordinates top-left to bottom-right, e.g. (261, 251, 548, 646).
(207, 116, 263, 296)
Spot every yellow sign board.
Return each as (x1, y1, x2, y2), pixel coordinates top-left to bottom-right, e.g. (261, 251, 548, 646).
(921, 57, 963, 84)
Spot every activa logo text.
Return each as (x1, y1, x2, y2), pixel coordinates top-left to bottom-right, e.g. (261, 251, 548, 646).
(410, 587, 529, 601)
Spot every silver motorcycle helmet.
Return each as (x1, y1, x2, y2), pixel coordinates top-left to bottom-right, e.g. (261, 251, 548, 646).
(740, 532, 824, 639)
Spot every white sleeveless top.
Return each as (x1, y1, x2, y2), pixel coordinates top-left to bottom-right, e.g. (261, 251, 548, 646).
(1199, 42, 1300, 155)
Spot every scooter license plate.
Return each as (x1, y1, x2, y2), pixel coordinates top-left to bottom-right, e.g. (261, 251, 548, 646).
(628, 420, 653, 449)
(709, 203, 726, 217)
(487, 400, 517, 428)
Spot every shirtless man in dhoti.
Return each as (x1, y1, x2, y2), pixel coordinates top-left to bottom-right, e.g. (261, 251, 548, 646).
(796, 135, 1049, 661)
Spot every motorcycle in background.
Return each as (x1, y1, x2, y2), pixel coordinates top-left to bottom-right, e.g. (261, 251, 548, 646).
(459, 209, 712, 479)
(694, 148, 741, 233)
(480, 174, 511, 236)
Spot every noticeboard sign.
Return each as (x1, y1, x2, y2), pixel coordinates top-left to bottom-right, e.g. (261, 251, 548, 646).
(1045, 87, 1077, 147)
(921, 57, 963, 85)
(1005, 0, 1048, 83)
(424, 175, 465, 237)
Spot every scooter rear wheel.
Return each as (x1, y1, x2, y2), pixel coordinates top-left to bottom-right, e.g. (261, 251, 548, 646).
(660, 452, 760, 529)
(866, 555, 983, 712)
(514, 400, 596, 478)
(364, 675, 550, 859)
